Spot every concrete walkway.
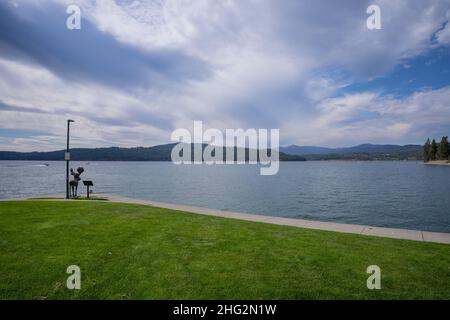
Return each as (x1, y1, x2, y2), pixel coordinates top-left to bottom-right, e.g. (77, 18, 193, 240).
(3, 194, 450, 244)
(96, 194, 450, 245)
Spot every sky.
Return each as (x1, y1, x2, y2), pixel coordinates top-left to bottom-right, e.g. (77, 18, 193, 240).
(0, 0, 450, 151)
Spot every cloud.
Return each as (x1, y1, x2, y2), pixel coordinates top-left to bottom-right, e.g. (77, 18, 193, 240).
(436, 23, 450, 46)
(0, 1, 210, 90)
(284, 86, 450, 146)
(1, 0, 450, 151)
(0, 57, 172, 150)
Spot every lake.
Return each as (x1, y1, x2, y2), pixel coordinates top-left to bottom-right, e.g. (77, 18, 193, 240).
(1, 161, 449, 233)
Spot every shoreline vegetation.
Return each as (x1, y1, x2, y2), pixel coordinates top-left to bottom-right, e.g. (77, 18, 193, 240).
(0, 143, 305, 162)
(0, 143, 425, 161)
(1, 200, 449, 299)
(424, 160, 450, 166)
(423, 136, 449, 163)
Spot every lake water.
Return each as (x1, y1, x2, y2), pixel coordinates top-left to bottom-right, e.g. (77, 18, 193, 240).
(1, 161, 449, 233)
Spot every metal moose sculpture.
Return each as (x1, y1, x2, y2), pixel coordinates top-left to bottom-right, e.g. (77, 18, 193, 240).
(69, 167, 84, 198)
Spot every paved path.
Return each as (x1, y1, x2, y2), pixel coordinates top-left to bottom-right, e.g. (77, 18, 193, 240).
(93, 194, 450, 245)
(3, 194, 450, 244)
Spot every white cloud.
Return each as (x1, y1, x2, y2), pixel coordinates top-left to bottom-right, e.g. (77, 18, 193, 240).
(283, 86, 450, 146)
(0, 57, 170, 150)
(1, 0, 450, 150)
(437, 24, 450, 46)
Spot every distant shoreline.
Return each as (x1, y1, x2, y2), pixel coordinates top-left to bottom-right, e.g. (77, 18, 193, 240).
(424, 160, 450, 166)
(0, 143, 423, 161)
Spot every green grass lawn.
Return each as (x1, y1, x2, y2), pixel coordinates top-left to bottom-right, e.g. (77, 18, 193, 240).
(0, 201, 449, 300)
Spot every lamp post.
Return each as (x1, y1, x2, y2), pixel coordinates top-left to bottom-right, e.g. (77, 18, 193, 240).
(66, 119, 74, 199)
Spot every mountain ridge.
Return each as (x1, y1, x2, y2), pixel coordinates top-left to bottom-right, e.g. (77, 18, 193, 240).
(280, 143, 423, 160)
(0, 143, 424, 161)
(0, 143, 305, 161)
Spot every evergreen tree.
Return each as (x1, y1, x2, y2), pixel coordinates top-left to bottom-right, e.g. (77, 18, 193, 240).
(423, 138, 431, 162)
(430, 139, 438, 161)
(440, 136, 449, 160)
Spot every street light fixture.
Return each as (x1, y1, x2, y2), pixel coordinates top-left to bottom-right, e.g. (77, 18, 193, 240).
(66, 119, 75, 199)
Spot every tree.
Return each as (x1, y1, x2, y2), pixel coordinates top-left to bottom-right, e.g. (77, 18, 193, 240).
(430, 139, 438, 161)
(423, 138, 431, 162)
(440, 136, 449, 160)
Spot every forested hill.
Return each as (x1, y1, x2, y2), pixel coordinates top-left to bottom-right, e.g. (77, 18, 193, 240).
(0, 143, 306, 161)
(1, 143, 424, 161)
(280, 144, 423, 160)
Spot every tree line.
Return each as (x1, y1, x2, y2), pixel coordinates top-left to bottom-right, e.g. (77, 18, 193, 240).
(0, 144, 306, 162)
(423, 136, 449, 162)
